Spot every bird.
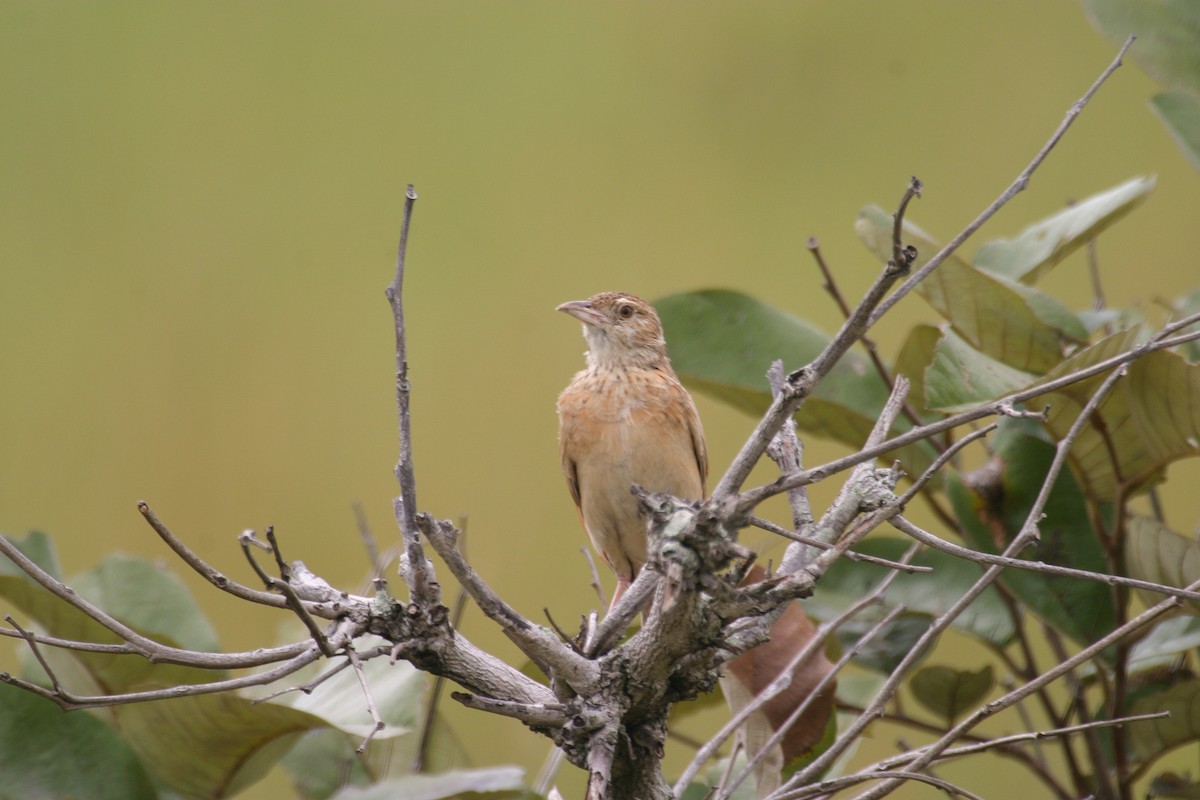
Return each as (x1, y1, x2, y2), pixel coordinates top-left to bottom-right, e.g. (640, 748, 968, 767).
(556, 292, 708, 611)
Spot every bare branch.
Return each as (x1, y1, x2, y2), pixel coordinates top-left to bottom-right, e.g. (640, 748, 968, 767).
(765, 360, 814, 535)
(748, 516, 929, 574)
(2, 641, 326, 711)
(816, 583, 1196, 800)
(385, 185, 438, 606)
(738, 314, 1200, 515)
(0, 534, 314, 670)
(417, 514, 599, 692)
(582, 546, 608, 610)
(138, 501, 293, 609)
(892, 515, 1200, 603)
(451, 692, 568, 728)
(711, 178, 924, 503)
(720, 604, 909, 800)
(347, 646, 386, 754)
(868, 35, 1136, 326)
(354, 500, 385, 581)
(898, 422, 995, 506)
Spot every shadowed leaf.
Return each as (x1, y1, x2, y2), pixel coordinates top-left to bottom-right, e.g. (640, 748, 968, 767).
(115, 692, 328, 800)
(817, 537, 1014, 646)
(1126, 515, 1200, 615)
(947, 430, 1115, 646)
(0, 683, 157, 800)
(1131, 680, 1200, 762)
(910, 664, 994, 724)
(973, 176, 1155, 284)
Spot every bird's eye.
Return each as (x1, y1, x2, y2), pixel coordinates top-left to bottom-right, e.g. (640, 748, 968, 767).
(618, 304, 635, 319)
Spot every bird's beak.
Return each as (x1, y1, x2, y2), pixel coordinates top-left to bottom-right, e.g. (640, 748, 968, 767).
(556, 300, 606, 327)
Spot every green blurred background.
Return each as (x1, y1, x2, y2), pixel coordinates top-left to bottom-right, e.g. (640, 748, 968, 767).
(3, 2, 1199, 797)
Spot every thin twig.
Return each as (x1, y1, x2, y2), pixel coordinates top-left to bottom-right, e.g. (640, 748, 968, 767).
(1, 644, 326, 710)
(417, 514, 599, 691)
(675, 543, 917, 796)
(897, 422, 996, 506)
(737, 313, 1200, 515)
(5, 616, 64, 693)
(347, 646, 386, 754)
(450, 692, 568, 728)
(253, 655, 359, 704)
(138, 501, 293, 609)
(354, 500, 385, 581)
(868, 35, 1136, 327)
(412, 527, 468, 772)
(386, 184, 437, 606)
(720, 604, 910, 800)
(890, 516, 1200, 603)
(807, 240, 934, 448)
(748, 516, 929, 574)
(0, 534, 313, 670)
(582, 546, 608, 610)
(712, 177, 926, 503)
(809, 587, 1194, 800)
(832, 360, 1141, 800)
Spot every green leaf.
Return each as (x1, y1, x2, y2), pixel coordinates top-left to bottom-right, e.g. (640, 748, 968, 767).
(1082, 0, 1200, 93)
(1130, 679, 1200, 762)
(115, 692, 328, 800)
(73, 554, 219, 653)
(925, 329, 1038, 412)
(281, 731, 375, 800)
(0, 683, 156, 800)
(1152, 90, 1200, 171)
(276, 649, 467, 798)
(0, 545, 224, 695)
(281, 646, 427, 738)
(973, 176, 1155, 284)
(0, 531, 63, 581)
(1126, 515, 1200, 614)
(893, 323, 941, 413)
(282, 713, 471, 800)
(856, 207, 1085, 372)
(947, 433, 1115, 646)
(818, 537, 1014, 646)
(1032, 329, 1200, 499)
(910, 664, 994, 724)
(655, 289, 934, 476)
(328, 767, 533, 800)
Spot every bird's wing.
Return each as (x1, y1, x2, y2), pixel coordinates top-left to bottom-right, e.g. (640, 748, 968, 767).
(561, 442, 582, 509)
(685, 398, 709, 494)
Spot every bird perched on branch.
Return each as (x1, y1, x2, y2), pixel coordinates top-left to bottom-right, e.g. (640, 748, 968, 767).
(556, 292, 708, 611)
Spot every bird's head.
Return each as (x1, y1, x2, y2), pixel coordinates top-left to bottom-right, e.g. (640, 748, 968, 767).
(556, 292, 669, 370)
